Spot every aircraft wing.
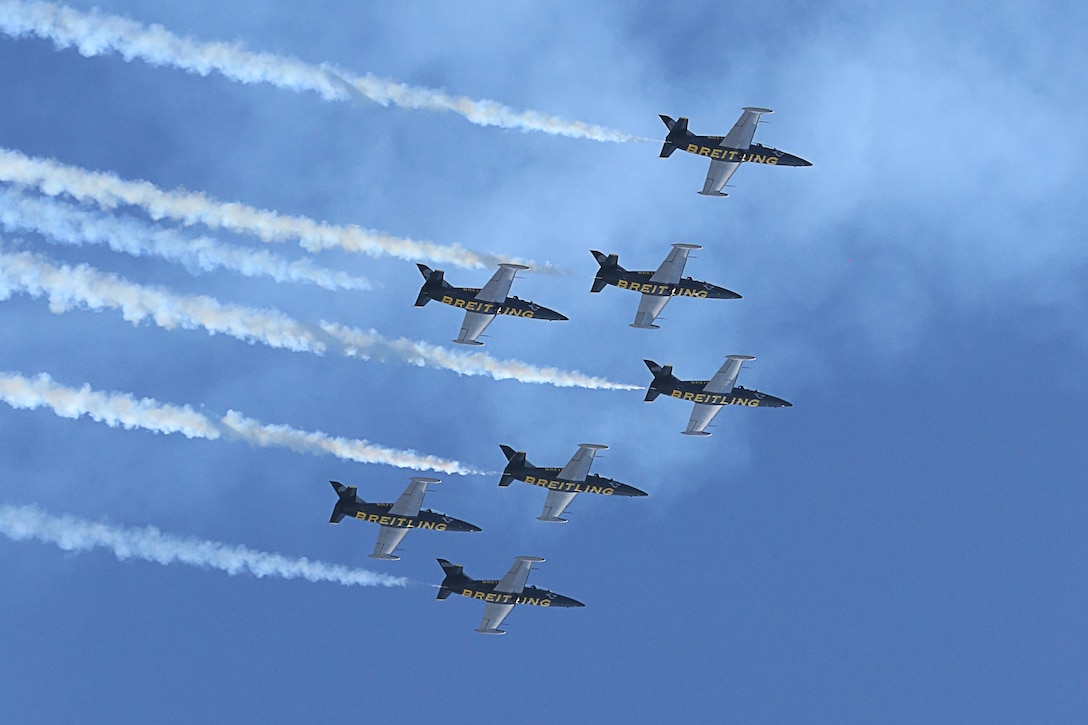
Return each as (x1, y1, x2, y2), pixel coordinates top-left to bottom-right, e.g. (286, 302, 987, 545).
(495, 556, 545, 594)
(370, 526, 410, 560)
(476, 602, 515, 635)
(649, 244, 699, 284)
(685, 403, 723, 436)
(722, 107, 772, 150)
(557, 443, 606, 482)
(389, 477, 441, 517)
(539, 490, 577, 522)
(701, 159, 740, 196)
(704, 355, 755, 394)
(455, 310, 495, 345)
(476, 264, 528, 303)
(632, 294, 670, 329)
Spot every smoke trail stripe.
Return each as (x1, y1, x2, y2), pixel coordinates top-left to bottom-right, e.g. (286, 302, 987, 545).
(0, 1, 643, 142)
(0, 147, 558, 271)
(0, 504, 407, 587)
(0, 371, 481, 474)
(0, 186, 371, 291)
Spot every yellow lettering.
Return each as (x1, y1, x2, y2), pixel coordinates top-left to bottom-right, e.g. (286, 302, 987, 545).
(461, 588, 473, 597)
(686, 143, 698, 153)
(441, 295, 453, 305)
(751, 154, 765, 164)
(696, 290, 707, 298)
(465, 301, 478, 311)
(354, 512, 366, 520)
(767, 157, 778, 165)
(698, 146, 712, 156)
(485, 593, 498, 603)
(683, 392, 695, 401)
(710, 148, 722, 159)
(694, 393, 706, 403)
(474, 591, 487, 600)
(418, 521, 434, 530)
(540, 599, 551, 607)
(671, 390, 683, 399)
(379, 516, 391, 525)
(728, 150, 738, 160)
(435, 523, 447, 531)
(748, 400, 760, 407)
(603, 488, 614, 496)
(367, 514, 380, 523)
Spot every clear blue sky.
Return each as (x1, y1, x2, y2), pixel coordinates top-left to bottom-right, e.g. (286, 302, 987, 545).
(2, 1, 1087, 722)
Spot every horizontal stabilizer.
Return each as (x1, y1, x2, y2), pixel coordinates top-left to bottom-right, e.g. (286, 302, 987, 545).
(644, 388, 661, 403)
(659, 141, 677, 158)
(436, 587, 453, 600)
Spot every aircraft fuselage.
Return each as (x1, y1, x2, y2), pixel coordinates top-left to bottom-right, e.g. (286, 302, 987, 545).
(602, 269, 740, 299)
(342, 501, 480, 532)
(508, 466, 647, 497)
(657, 380, 792, 408)
(430, 287, 567, 321)
(677, 136, 810, 167)
(446, 576, 583, 608)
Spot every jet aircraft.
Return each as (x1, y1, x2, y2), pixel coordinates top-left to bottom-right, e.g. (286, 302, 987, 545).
(591, 244, 741, 328)
(498, 443, 647, 523)
(328, 478, 480, 560)
(415, 263, 567, 345)
(436, 556, 583, 635)
(644, 355, 792, 435)
(659, 108, 811, 196)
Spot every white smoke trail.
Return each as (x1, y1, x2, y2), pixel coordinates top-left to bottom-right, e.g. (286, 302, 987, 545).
(220, 411, 486, 475)
(0, 370, 220, 439)
(0, 249, 631, 390)
(322, 321, 643, 391)
(0, 248, 326, 353)
(0, 504, 407, 587)
(0, 147, 560, 272)
(0, 371, 479, 474)
(0, 1, 644, 143)
(0, 186, 371, 291)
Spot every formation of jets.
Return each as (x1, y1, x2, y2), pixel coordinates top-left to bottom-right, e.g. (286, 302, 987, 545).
(325, 108, 809, 634)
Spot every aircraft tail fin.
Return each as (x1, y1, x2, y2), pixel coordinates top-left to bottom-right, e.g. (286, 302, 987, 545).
(415, 264, 448, 306)
(498, 445, 527, 486)
(436, 558, 464, 599)
(328, 480, 358, 524)
(643, 360, 674, 403)
(659, 115, 688, 157)
(590, 250, 621, 292)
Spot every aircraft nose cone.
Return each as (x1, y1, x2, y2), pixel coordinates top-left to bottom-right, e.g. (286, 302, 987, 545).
(469, 524, 482, 532)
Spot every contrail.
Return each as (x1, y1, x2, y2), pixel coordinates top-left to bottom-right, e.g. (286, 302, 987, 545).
(0, 504, 407, 587)
(0, 1, 644, 143)
(322, 321, 643, 391)
(0, 371, 482, 474)
(0, 147, 560, 272)
(0, 247, 327, 353)
(0, 249, 632, 390)
(0, 186, 371, 291)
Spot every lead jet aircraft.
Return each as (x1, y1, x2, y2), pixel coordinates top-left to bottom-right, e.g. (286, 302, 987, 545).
(659, 108, 811, 196)
(436, 556, 583, 635)
(415, 263, 567, 345)
(591, 244, 741, 328)
(644, 355, 792, 435)
(498, 443, 647, 523)
(329, 479, 481, 560)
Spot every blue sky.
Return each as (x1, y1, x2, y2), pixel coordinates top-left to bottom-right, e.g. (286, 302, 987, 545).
(1, 1, 1087, 722)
